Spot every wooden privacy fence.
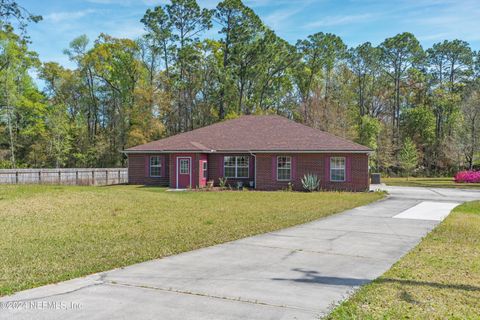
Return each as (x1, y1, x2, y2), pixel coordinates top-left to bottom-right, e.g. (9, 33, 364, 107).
(0, 168, 128, 186)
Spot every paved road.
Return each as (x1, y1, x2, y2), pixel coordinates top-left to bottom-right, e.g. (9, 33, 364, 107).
(1, 186, 479, 320)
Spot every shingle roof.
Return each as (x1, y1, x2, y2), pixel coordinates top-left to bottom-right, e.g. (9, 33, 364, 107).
(125, 115, 371, 153)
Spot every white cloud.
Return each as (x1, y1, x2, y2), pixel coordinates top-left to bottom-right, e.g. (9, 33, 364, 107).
(264, 7, 305, 29)
(110, 23, 146, 39)
(305, 13, 373, 28)
(263, 0, 314, 31)
(244, 0, 303, 8)
(404, 0, 480, 43)
(44, 9, 97, 23)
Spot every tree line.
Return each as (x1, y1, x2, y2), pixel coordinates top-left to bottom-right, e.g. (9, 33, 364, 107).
(0, 0, 479, 175)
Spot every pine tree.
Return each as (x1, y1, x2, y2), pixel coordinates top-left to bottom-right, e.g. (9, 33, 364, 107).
(399, 137, 418, 179)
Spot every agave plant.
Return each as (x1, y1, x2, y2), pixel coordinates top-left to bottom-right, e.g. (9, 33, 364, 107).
(301, 173, 320, 192)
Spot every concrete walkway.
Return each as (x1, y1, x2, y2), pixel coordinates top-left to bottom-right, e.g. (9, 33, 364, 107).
(1, 187, 479, 320)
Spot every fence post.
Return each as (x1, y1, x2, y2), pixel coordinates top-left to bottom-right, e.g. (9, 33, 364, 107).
(92, 170, 95, 186)
(106, 170, 108, 185)
(118, 170, 121, 184)
(76, 171, 79, 185)
(15, 171, 19, 184)
(58, 171, 61, 184)
(38, 171, 42, 184)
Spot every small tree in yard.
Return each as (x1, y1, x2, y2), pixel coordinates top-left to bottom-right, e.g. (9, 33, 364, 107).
(399, 137, 418, 180)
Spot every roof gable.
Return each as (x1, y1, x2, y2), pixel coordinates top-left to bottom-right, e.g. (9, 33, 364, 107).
(125, 115, 371, 153)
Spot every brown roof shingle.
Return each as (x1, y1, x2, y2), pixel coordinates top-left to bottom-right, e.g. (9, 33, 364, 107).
(125, 115, 371, 153)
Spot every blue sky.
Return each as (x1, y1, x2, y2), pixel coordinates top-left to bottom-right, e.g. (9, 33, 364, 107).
(20, 0, 480, 69)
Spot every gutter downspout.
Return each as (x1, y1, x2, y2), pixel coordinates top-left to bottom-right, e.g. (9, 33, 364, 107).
(249, 151, 256, 189)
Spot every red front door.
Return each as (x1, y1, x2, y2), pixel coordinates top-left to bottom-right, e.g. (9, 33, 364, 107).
(177, 157, 191, 188)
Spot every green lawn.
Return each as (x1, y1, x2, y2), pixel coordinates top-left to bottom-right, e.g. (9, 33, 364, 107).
(0, 185, 383, 297)
(327, 201, 480, 319)
(383, 177, 480, 189)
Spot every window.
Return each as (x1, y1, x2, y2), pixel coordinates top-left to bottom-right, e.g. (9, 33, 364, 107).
(277, 156, 291, 181)
(150, 156, 162, 177)
(224, 156, 249, 178)
(330, 157, 346, 182)
(202, 161, 208, 179)
(179, 159, 189, 174)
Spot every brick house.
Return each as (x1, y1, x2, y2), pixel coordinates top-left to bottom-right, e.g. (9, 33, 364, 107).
(124, 115, 371, 191)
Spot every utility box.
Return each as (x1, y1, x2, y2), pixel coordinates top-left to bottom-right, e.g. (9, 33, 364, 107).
(371, 173, 381, 184)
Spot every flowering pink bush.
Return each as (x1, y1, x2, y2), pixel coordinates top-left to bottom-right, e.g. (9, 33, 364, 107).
(454, 170, 480, 183)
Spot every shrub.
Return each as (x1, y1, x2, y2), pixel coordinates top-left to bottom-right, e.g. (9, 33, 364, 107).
(301, 174, 320, 192)
(206, 180, 214, 188)
(282, 182, 294, 192)
(218, 177, 228, 188)
(287, 182, 293, 192)
(454, 171, 480, 183)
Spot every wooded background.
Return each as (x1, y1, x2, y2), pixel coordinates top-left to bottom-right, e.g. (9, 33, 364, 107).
(0, 0, 479, 176)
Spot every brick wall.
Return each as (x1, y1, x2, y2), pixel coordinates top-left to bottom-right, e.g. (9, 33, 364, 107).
(255, 153, 369, 192)
(127, 154, 169, 186)
(129, 152, 369, 191)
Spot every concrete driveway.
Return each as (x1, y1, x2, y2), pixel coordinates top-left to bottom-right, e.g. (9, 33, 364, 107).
(1, 186, 479, 320)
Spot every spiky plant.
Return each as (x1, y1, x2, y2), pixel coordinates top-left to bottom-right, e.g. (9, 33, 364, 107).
(301, 173, 320, 192)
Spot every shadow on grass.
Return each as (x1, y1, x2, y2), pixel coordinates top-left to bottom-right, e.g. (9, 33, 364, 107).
(376, 277, 480, 292)
(273, 268, 480, 292)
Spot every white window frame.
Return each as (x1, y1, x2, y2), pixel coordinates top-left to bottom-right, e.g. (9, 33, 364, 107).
(330, 157, 346, 182)
(202, 161, 208, 179)
(277, 156, 292, 181)
(150, 156, 162, 177)
(223, 156, 249, 179)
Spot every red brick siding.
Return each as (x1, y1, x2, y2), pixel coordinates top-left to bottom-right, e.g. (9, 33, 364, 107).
(208, 154, 255, 188)
(129, 152, 369, 191)
(127, 154, 169, 186)
(255, 153, 369, 191)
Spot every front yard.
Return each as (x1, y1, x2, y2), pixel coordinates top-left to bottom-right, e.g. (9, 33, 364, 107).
(327, 200, 480, 319)
(0, 185, 383, 297)
(384, 177, 480, 189)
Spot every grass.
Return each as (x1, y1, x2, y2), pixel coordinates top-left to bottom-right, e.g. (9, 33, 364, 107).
(327, 201, 480, 319)
(0, 184, 383, 297)
(383, 177, 480, 189)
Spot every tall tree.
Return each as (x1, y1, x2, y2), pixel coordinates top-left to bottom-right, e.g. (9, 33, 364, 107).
(166, 0, 213, 132)
(348, 42, 383, 117)
(0, 27, 43, 167)
(380, 32, 423, 145)
(214, 0, 262, 118)
(460, 82, 480, 169)
(295, 32, 346, 126)
(140, 6, 172, 80)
